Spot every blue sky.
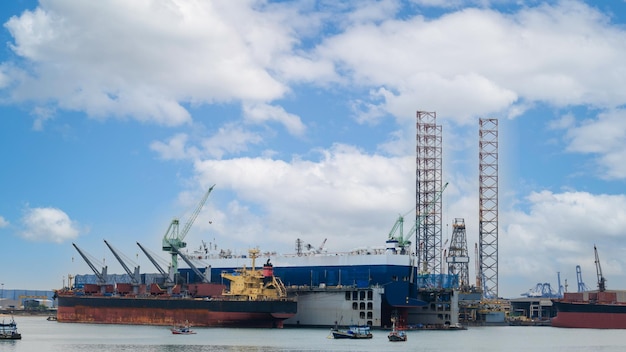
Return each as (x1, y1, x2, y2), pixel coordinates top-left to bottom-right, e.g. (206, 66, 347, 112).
(1, 0, 626, 299)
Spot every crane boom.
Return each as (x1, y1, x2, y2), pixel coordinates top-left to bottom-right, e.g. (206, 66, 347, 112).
(137, 242, 167, 276)
(72, 243, 107, 285)
(388, 182, 448, 247)
(171, 245, 211, 283)
(594, 245, 606, 292)
(137, 242, 175, 293)
(104, 240, 140, 285)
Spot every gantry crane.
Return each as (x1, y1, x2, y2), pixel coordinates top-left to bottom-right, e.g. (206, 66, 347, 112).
(104, 240, 141, 293)
(162, 185, 215, 274)
(387, 182, 448, 253)
(72, 242, 108, 293)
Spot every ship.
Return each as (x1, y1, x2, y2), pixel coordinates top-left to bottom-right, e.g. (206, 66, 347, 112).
(0, 316, 21, 340)
(56, 248, 297, 328)
(551, 245, 626, 329)
(186, 233, 463, 329)
(66, 186, 460, 329)
(71, 238, 461, 329)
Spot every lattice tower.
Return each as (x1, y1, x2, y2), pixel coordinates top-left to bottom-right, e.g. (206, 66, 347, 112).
(416, 111, 443, 278)
(446, 218, 470, 290)
(479, 118, 498, 298)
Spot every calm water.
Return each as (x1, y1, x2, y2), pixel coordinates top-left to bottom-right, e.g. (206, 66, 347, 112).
(2, 316, 626, 352)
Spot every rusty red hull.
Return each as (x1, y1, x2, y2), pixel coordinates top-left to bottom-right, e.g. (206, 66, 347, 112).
(57, 294, 297, 328)
(552, 301, 626, 329)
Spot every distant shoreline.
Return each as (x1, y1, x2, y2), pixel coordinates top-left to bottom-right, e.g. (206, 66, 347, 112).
(0, 309, 55, 316)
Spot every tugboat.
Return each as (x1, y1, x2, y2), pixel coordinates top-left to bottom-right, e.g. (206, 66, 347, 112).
(387, 317, 407, 342)
(0, 316, 21, 340)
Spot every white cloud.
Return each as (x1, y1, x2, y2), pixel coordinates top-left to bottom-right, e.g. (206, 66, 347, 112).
(2, 1, 294, 124)
(242, 103, 306, 136)
(150, 133, 196, 161)
(562, 109, 626, 179)
(151, 124, 263, 160)
(498, 190, 626, 295)
(20, 206, 80, 243)
(314, 2, 626, 124)
(0, 216, 8, 228)
(192, 144, 415, 250)
(200, 124, 264, 159)
(3, 1, 626, 136)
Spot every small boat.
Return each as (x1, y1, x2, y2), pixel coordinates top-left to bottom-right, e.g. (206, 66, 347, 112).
(388, 320, 407, 342)
(170, 322, 196, 335)
(0, 317, 22, 340)
(330, 324, 373, 339)
(47, 315, 58, 321)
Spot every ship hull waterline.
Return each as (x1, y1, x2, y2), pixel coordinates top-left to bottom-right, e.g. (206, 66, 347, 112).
(57, 295, 297, 328)
(551, 301, 626, 329)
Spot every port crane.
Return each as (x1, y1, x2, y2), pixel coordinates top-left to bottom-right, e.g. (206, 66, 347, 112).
(594, 245, 606, 292)
(387, 182, 448, 252)
(72, 242, 108, 293)
(576, 265, 588, 292)
(521, 282, 560, 298)
(162, 185, 215, 274)
(170, 245, 211, 283)
(104, 240, 141, 293)
(137, 242, 175, 283)
(137, 242, 177, 294)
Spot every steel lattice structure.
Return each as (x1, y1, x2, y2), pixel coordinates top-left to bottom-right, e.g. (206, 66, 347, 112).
(446, 218, 470, 290)
(478, 118, 499, 298)
(416, 111, 443, 279)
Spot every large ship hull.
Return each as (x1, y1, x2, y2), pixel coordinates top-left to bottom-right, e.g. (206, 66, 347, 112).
(57, 295, 297, 328)
(73, 247, 459, 328)
(551, 301, 626, 329)
(552, 290, 626, 329)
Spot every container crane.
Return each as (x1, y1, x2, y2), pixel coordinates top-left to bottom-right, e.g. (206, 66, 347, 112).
(104, 240, 141, 293)
(162, 185, 215, 274)
(594, 245, 606, 292)
(72, 243, 108, 293)
(521, 282, 560, 298)
(387, 182, 448, 252)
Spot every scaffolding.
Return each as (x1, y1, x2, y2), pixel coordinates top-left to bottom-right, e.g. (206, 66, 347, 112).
(478, 118, 499, 299)
(416, 111, 443, 281)
(446, 218, 470, 290)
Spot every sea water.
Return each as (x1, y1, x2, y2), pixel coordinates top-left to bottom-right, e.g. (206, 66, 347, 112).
(1, 316, 626, 352)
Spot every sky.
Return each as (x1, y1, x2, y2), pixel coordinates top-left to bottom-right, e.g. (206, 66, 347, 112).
(1, 0, 626, 299)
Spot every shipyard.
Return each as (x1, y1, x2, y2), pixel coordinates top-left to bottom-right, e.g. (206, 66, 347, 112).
(2, 1, 626, 351)
(3, 113, 625, 331)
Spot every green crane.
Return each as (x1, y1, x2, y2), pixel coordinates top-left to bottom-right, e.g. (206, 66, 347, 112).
(162, 185, 215, 274)
(387, 182, 449, 251)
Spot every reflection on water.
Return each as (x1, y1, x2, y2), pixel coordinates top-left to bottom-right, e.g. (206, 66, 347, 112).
(7, 316, 626, 352)
(56, 345, 288, 352)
